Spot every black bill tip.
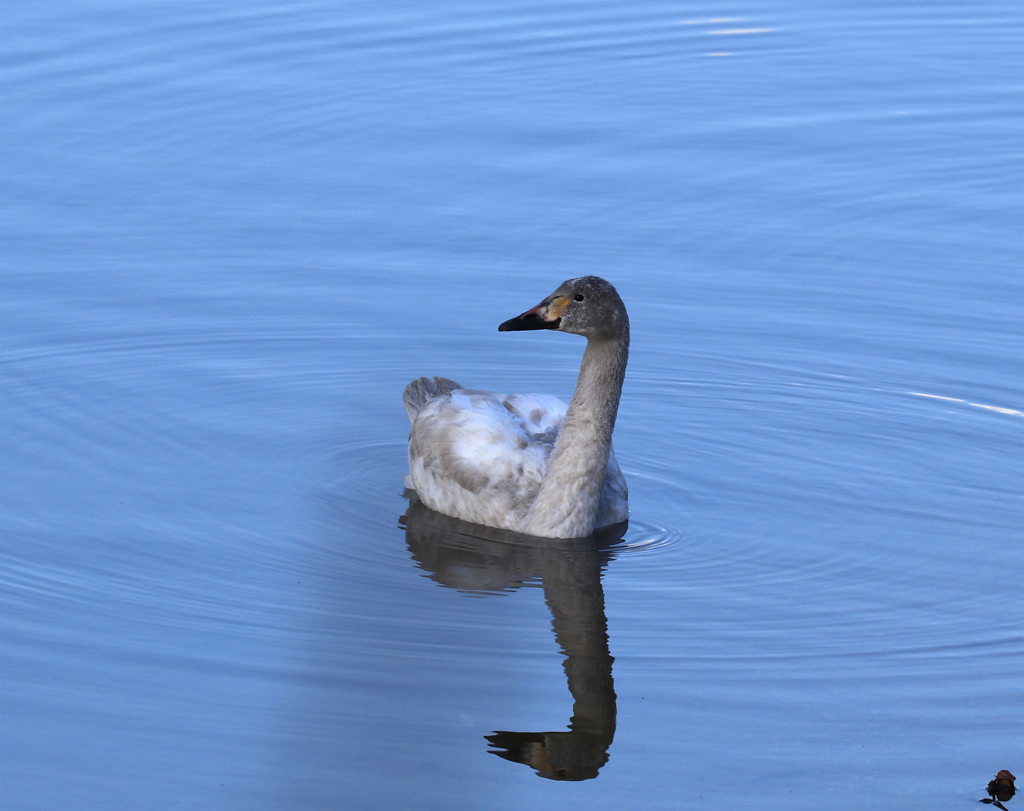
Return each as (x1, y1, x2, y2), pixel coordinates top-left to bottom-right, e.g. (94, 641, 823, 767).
(498, 311, 561, 332)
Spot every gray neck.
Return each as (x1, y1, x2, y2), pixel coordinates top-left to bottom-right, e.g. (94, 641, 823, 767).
(520, 332, 629, 538)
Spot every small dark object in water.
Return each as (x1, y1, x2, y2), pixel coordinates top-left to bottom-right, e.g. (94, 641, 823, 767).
(980, 770, 1016, 810)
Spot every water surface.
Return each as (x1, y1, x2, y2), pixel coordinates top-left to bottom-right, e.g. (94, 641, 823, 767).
(2, 1, 1021, 809)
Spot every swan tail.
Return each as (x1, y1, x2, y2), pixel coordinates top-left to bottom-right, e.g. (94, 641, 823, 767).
(403, 376, 463, 423)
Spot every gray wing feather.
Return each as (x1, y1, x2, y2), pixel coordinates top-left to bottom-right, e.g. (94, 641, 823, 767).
(406, 388, 568, 530)
(403, 376, 463, 423)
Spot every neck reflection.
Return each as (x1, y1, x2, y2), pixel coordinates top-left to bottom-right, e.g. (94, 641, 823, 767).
(401, 495, 622, 781)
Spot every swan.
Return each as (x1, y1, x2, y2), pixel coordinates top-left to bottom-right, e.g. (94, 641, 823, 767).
(403, 275, 628, 539)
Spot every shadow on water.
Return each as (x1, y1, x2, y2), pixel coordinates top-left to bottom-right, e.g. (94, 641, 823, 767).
(400, 494, 625, 781)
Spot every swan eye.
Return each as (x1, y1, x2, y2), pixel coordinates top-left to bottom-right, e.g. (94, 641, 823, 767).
(574, 294, 585, 302)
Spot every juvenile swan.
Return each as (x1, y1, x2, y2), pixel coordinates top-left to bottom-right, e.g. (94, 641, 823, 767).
(404, 276, 628, 539)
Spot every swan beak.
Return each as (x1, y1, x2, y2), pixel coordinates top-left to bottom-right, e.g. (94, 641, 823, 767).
(498, 296, 569, 332)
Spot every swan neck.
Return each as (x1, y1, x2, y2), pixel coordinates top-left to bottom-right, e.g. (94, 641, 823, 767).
(566, 334, 629, 433)
(520, 330, 628, 538)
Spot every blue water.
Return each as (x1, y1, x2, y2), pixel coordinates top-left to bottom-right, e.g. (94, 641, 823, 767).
(2, 1, 1021, 809)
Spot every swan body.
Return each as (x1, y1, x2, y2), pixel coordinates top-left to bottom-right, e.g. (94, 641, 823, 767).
(404, 276, 629, 539)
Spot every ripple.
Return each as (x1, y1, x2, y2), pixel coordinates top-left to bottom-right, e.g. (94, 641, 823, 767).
(608, 519, 688, 556)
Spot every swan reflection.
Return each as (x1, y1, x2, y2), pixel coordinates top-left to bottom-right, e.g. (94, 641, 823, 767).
(401, 494, 623, 781)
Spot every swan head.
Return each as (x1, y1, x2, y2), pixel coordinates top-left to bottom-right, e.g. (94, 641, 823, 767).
(498, 276, 627, 340)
